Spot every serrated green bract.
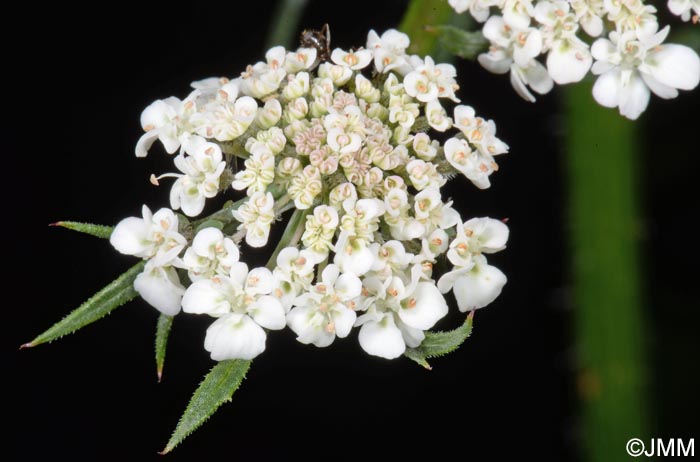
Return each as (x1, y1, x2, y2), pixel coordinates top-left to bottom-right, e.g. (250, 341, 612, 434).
(51, 221, 114, 239)
(404, 311, 474, 370)
(155, 313, 174, 382)
(428, 25, 488, 60)
(23, 261, 145, 348)
(161, 359, 252, 454)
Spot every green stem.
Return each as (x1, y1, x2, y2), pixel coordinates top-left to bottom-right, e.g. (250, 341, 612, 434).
(265, 0, 310, 50)
(565, 84, 648, 461)
(266, 208, 310, 269)
(399, 0, 454, 56)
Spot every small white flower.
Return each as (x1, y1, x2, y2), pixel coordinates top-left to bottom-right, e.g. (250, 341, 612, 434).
(448, 0, 500, 22)
(667, 0, 700, 22)
(444, 137, 494, 189)
(591, 27, 700, 119)
(302, 205, 339, 260)
(334, 231, 375, 276)
(178, 227, 240, 282)
(135, 96, 196, 157)
(331, 48, 374, 70)
(282, 72, 310, 100)
(424, 100, 452, 132)
(231, 144, 276, 196)
(355, 266, 448, 359)
(256, 98, 283, 129)
(479, 15, 554, 102)
(134, 260, 186, 316)
(183, 263, 286, 360)
(110, 205, 186, 266)
(287, 264, 361, 347)
(317, 62, 354, 86)
(240, 46, 287, 98)
(156, 136, 226, 217)
(366, 29, 411, 74)
(231, 191, 276, 248)
(570, 0, 605, 37)
(438, 254, 507, 311)
(285, 47, 318, 73)
(404, 56, 460, 103)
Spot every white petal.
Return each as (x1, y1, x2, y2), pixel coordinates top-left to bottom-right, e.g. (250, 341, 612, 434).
(646, 44, 700, 91)
(181, 279, 231, 316)
(397, 319, 425, 348)
(522, 61, 554, 95)
(452, 264, 507, 311)
(335, 273, 362, 300)
(641, 73, 678, 99)
(398, 282, 448, 330)
(547, 43, 592, 84)
(110, 217, 150, 257)
(204, 313, 267, 360)
(192, 227, 224, 258)
(590, 38, 616, 63)
(134, 265, 184, 316)
(135, 131, 158, 158)
(358, 317, 405, 359)
(246, 267, 274, 295)
(463, 217, 510, 253)
(619, 72, 650, 120)
(592, 69, 621, 108)
(510, 65, 536, 102)
(331, 307, 357, 338)
(248, 295, 286, 330)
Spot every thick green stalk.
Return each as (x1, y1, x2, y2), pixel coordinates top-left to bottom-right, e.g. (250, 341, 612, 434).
(399, 0, 454, 56)
(565, 84, 648, 460)
(265, 0, 310, 49)
(266, 208, 310, 269)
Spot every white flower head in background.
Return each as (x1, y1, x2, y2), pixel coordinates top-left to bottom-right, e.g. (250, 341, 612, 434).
(450, 0, 700, 118)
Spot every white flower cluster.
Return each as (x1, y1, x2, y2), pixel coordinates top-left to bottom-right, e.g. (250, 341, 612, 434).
(449, 0, 700, 119)
(110, 29, 510, 361)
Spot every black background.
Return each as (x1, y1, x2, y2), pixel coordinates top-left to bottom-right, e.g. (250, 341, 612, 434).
(9, 1, 699, 460)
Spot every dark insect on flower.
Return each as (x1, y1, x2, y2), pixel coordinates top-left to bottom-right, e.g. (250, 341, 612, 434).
(300, 24, 331, 68)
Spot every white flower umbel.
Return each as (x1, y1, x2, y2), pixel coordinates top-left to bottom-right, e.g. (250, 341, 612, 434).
(127, 28, 513, 364)
(287, 264, 361, 347)
(182, 263, 286, 360)
(591, 27, 700, 120)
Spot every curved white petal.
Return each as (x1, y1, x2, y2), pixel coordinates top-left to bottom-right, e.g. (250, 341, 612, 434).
(641, 73, 679, 99)
(135, 131, 159, 158)
(246, 267, 274, 295)
(592, 69, 621, 108)
(646, 44, 700, 91)
(358, 317, 406, 359)
(181, 279, 231, 316)
(452, 264, 507, 311)
(335, 273, 362, 300)
(110, 217, 150, 257)
(134, 265, 185, 316)
(248, 295, 286, 330)
(618, 72, 650, 120)
(192, 227, 224, 258)
(204, 313, 267, 360)
(397, 319, 425, 348)
(547, 43, 592, 84)
(398, 282, 448, 330)
(332, 307, 357, 338)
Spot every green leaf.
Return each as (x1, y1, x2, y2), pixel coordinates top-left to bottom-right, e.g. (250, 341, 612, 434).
(155, 313, 174, 382)
(161, 360, 251, 454)
(50, 221, 114, 239)
(404, 311, 475, 370)
(22, 261, 145, 348)
(426, 25, 488, 60)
